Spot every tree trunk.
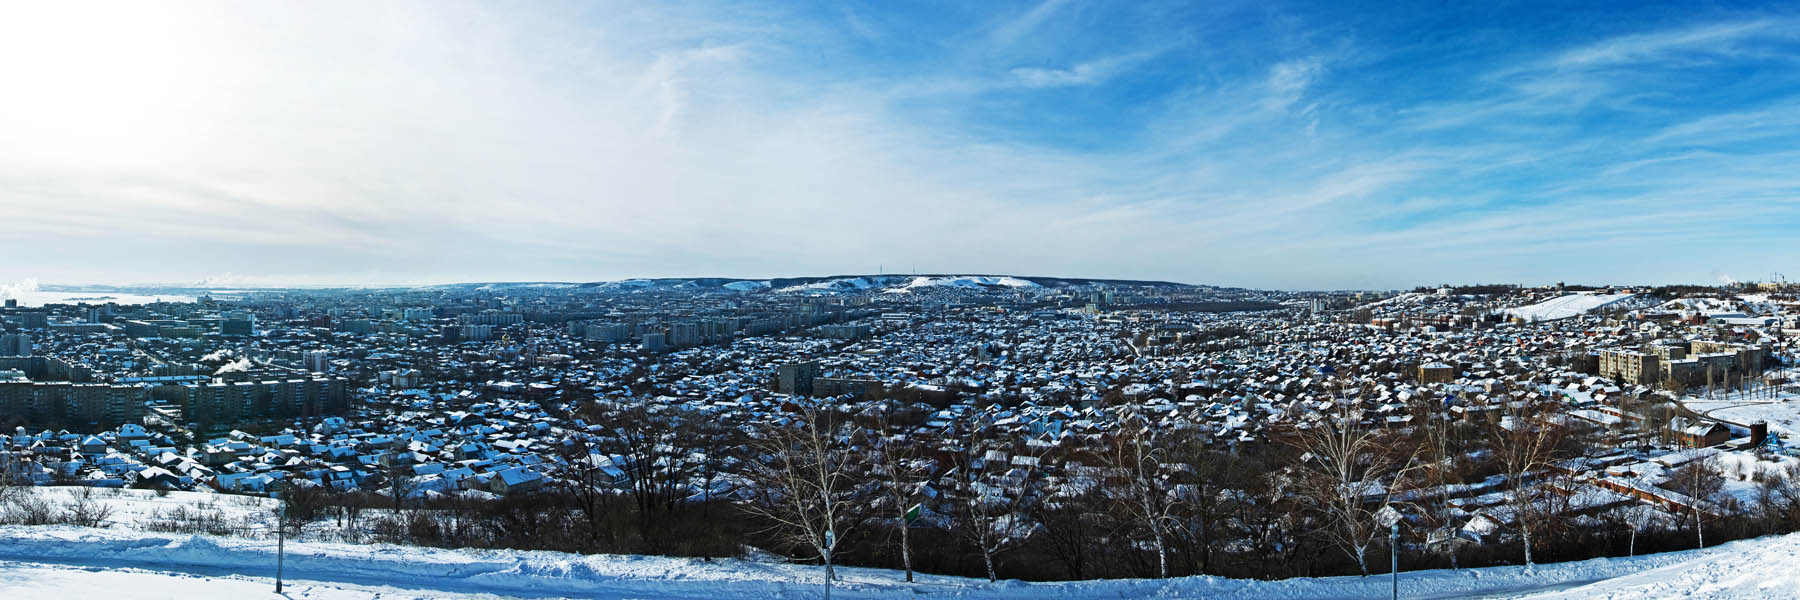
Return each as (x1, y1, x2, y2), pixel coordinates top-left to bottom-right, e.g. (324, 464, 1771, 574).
(1521, 520, 1534, 568)
(1355, 544, 1369, 576)
(1696, 507, 1704, 549)
(1154, 530, 1168, 579)
(983, 547, 997, 582)
(901, 523, 913, 583)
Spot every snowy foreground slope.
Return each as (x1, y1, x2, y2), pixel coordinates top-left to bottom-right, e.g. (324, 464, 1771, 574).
(3, 526, 1800, 599)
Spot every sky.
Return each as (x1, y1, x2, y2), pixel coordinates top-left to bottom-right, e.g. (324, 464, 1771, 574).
(3, 0, 1800, 290)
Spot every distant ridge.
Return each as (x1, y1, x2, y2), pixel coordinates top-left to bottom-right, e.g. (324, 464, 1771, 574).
(561, 274, 1200, 293)
(41, 274, 1203, 294)
(763, 274, 1196, 289)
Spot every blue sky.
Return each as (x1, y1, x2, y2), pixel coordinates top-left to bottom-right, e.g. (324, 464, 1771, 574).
(2, 1, 1799, 289)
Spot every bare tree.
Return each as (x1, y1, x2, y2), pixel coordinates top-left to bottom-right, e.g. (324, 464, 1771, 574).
(1166, 437, 1240, 576)
(0, 451, 25, 512)
(1621, 501, 1658, 557)
(1410, 391, 1470, 568)
(741, 402, 862, 590)
(948, 412, 1041, 582)
(1756, 462, 1800, 533)
(1285, 381, 1423, 576)
(1486, 393, 1574, 568)
(598, 404, 691, 523)
(1108, 413, 1181, 578)
(1668, 450, 1724, 549)
(1231, 452, 1312, 579)
(384, 455, 419, 512)
(868, 401, 929, 582)
(688, 412, 746, 521)
(1029, 487, 1106, 580)
(337, 493, 369, 542)
(555, 435, 620, 549)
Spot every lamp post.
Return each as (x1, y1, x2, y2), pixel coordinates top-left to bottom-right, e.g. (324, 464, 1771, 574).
(1376, 504, 1401, 600)
(275, 482, 287, 594)
(1390, 522, 1399, 600)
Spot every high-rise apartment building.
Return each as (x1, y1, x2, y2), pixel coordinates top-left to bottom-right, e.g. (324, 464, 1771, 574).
(0, 334, 30, 357)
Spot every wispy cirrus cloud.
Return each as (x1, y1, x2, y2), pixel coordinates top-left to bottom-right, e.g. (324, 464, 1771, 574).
(4, 1, 1800, 288)
(990, 0, 1073, 48)
(1008, 48, 1167, 88)
(1550, 18, 1799, 68)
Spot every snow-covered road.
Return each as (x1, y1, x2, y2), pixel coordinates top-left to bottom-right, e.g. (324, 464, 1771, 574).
(0, 560, 513, 600)
(3, 525, 1800, 599)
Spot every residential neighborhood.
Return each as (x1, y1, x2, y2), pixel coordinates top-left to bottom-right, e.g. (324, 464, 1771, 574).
(3, 277, 1800, 582)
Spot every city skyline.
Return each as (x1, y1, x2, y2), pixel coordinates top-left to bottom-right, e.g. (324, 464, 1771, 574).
(6, 1, 1800, 289)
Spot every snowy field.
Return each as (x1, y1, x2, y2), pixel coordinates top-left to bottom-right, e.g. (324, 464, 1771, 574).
(4, 522, 1800, 599)
(1680, 370, 1800, 438)
(14, 486, 276, 527)
(1503, 293, 1637, 321)
(1684, 397, 1800, 438)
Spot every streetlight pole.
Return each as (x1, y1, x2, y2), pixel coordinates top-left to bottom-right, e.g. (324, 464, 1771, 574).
(276, 482, 287, 594)
(1390, 522, 1399, 600)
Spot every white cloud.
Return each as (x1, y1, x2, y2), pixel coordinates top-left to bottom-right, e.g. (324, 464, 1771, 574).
(1264, 57, 1326, 112)
(1007, 50, 1159, 88)
(2, 3, 1797, 289)
(991, 0, 1073, 48)
(1551, 19, 1795, 68)
(0, 279, 40, 300)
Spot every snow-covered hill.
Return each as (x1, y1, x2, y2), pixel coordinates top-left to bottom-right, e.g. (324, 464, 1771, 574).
(773, 275, 897, 293)
(722, 280, 771, 292)
(1504, 293, 1639, 321)
(884, 276, 1039, 293)
(4, 524, 1800, 599)
(416, 274, 1193, 295)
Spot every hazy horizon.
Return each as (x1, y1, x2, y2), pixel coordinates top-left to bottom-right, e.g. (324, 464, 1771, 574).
(0, 273, 1762, 296)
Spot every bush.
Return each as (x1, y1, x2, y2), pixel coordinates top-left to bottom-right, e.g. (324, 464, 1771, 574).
(61, 496, 115, 528)
(1, 496, 56, 526)
(144, 504, 239, 536)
